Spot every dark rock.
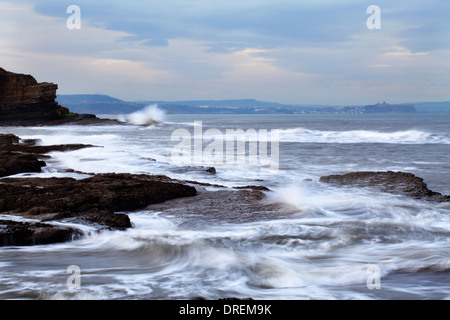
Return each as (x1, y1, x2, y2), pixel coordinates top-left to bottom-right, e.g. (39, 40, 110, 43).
(0, 67, 66, 120)
(0, 173, 197, 236)
(205, 167, 216, 175)
(0, 151, 46, 177)
(2, 139, 95, 154)
(82, 212, 132, 231)
(26, 207, 50, 216)
(0, 220, 80, 246)
(0, 133, 94, 178)
(319, 171, 449, 202)
(0, 68, 119, 126)
(170, 165, 217, 175)
(183, 180, 227, 188)
(0, 133, 19, 145)
(77, 113, 97, 119)
(147, 188, 297, 223)
(0, 133, 199, 246)
(233, 185, 270, 191)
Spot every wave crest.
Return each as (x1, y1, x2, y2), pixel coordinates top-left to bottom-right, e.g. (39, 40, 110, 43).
(126, 105, 166, 126)
(278, 128, 449, 144)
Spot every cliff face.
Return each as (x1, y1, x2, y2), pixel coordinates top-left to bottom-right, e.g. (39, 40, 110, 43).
(0, 68, 69, 121)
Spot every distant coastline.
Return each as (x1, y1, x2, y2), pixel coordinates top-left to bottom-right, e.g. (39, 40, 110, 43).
(57, 94, 450, 115)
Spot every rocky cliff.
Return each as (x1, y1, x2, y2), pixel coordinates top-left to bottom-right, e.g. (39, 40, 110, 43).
(0, 67, 70, 121)
(0, 68, 118, 125)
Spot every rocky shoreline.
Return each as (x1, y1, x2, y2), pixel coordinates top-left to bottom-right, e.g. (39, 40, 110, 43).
(0, 116, 121, 127)
(0, 133, 198, 246)
(0, 132, 280, 246)
(0, 133, 93, 177)
(1, 131, 449, 247)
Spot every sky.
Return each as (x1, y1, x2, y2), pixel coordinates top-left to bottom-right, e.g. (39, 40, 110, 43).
(1, 0, 449, 105)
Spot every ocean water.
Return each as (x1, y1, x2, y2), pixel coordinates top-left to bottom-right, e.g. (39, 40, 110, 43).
(0, 113, 449, 300)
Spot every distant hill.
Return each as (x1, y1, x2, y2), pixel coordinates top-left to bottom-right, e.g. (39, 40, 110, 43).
(56, 94, 142, 114)
(362, 102, 417, 114)
(137, 100, 298, 114)
(56, 95, 450, 115)
(134, 99, 289, 109)
(407, 101, 450, 114)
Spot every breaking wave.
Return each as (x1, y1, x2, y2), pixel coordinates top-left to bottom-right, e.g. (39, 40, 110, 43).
(125, 104, 166, 126)
(277, 128, 450, 144)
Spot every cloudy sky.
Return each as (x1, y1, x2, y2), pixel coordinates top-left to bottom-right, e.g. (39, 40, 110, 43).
(1, 0, 449, 105)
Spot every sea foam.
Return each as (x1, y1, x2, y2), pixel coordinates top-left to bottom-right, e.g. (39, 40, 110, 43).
(126, 104, 166, 126)
(277, 128, 450, 144)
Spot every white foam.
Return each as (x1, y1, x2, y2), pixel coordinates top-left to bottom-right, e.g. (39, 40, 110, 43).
(277, 128, 450, 144)
(126, 104, 166, 126)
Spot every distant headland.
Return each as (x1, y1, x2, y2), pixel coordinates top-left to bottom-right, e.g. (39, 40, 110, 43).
(58, 95, 450, 115)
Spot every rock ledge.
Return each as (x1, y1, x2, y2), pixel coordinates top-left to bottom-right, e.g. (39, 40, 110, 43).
(320, 171, 449, 202)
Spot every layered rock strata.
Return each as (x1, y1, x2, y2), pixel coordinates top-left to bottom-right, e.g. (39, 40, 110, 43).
(0, 68, 117, 125)
(320, 171, 449, 202)
(0, 67, 69, 121)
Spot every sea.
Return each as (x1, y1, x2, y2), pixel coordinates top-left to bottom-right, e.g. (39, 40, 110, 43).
(0, 109, 449, 300)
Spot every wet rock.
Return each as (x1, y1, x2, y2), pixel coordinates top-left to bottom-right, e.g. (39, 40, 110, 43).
(26, 207, 50, 216)
(0, 173, 197, 234)
(233, 185, 270, 191)
(319, 171, 450, 202)
(0, 134, 199, 246)
(1, 136, 95, 154)
(183, 180, 227, 188)
(170, 165, 217, 175)
(0, 220, 80, 246)
(0, 133, 94, 178)
(82, 212, 132, 231)
(147, 188, 297, 223)
(205, 167, 216, 175)
(0, 151, 46, 178)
